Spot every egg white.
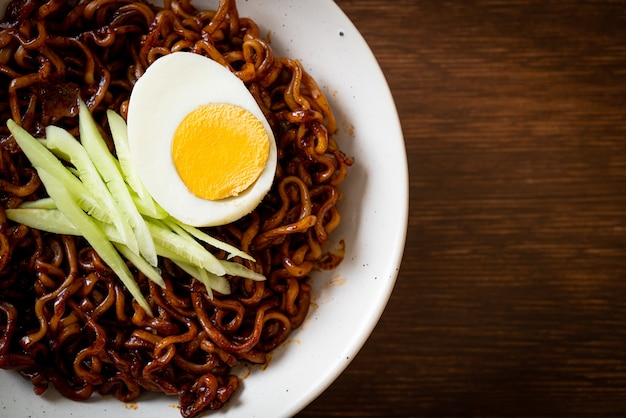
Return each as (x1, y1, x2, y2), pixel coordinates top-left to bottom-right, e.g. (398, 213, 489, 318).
(126, 51, 277, 227)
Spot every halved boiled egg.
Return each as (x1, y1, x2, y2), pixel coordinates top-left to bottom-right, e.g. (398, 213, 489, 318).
(126, 51, 277, 227)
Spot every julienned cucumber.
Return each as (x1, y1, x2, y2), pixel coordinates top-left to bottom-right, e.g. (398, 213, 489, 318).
(37, 167, 153, 315)
(78, 101, 158, 268)
(6, 102, 264, 316)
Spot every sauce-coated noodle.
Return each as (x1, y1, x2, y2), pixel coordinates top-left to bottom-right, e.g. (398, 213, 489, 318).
(0, 0, 353, 416)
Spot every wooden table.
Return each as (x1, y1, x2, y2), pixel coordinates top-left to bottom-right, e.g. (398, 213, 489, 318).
(299, 1, 626, 416)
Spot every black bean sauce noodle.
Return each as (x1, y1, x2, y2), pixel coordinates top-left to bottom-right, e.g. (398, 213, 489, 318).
(0, 0, 353, 416)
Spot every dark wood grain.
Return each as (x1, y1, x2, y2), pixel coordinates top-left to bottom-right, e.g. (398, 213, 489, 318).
(298, 1, 626, 417)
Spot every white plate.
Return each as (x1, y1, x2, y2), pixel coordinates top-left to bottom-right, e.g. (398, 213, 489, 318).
(0, 0, 408, 417)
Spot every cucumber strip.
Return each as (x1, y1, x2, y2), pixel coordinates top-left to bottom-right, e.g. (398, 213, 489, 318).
(5, 207, 165, 289)
(130, 187, 168, 219)
(36, 168, 152, 315)
(78, 102, 157, 267)
(18, 197, 56, 210)
(194, 268, 215, 299)
(107, 109, 160, 218)
(219, 260, 265, 281)
(175, 260, 214, 298)
(164, 219, 263, 280)
(162, 218, 263, 280)
(7, 120, 111, 223)
(114, 242, 165, 288)
(189, 264, 237, 297)
(196, 269, 231, 296)
(161, 217, 226, 265)
(146, 220, 226, 276)
(7, 206, 125, 245)
(154, 243, 230, 296)
(152, 240, 190, 264)
(107, 109, 169, 219)
(44, 125, 138, 254)
(5, 208, 163, 292)
(6, 208, 80, 235)
(175, 221, 255, 262)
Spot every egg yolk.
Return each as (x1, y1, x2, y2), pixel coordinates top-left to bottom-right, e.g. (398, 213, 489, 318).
(172, 103, 270, 200)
